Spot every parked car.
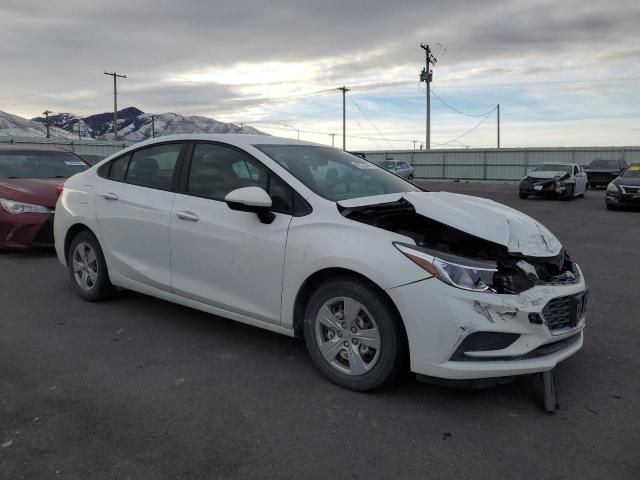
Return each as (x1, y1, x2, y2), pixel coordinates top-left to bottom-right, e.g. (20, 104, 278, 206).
(605, 163, 640, 210)
(55, 135, 586, 392)
(519, 162, 587, 200)
(0, 145, 89, 249)
(584, 158, 627, 189)
(381, 160, 414, 180)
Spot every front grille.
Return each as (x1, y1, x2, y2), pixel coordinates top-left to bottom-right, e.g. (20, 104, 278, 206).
(620, 185, 640, 194)
(542, 293, 587, 332)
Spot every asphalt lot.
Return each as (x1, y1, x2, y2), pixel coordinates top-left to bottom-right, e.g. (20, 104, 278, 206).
(1, 182, 639, 480)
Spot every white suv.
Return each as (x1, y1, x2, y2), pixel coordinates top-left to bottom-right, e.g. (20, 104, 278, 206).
(54, 135, 587, 391)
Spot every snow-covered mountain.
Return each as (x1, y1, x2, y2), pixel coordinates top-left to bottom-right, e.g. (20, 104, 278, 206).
(0, 110, 77, 139)
(0, 107, 264, 141)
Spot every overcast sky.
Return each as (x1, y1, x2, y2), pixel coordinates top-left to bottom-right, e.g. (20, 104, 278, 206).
(1, 0, 639, 149)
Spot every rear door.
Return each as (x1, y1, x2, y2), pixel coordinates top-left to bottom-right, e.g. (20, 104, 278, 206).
(170, 142, 301, 325)
(95, 142, 186, 291)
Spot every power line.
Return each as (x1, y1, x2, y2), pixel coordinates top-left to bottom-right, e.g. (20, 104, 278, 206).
(437, 111, 495, 146)
(431, 89, 496, 117)
(348, 95, 393, 148)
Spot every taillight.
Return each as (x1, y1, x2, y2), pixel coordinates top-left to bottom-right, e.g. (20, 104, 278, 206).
(56, 183, 64, 199)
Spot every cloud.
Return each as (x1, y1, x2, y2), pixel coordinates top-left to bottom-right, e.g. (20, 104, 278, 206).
(1, 0, 639, 148)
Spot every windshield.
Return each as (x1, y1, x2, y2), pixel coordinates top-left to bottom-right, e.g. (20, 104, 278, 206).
(534, 164, 572, 173)
(382, 161, 396, 169)
(0, 151, 89, 178)
(622, 165, 640, 178)
(588, 159, 620, 169)
(254, 145, 421, 201)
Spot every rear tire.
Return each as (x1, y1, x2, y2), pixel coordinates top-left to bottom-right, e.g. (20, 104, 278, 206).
(67, 231, 115, 302)
(303, 276, 405, 391)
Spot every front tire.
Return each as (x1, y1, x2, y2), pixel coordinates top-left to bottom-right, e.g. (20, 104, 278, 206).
(408, 174, 414, 181)
(303, 276, 405, 391)
(67, 231, 115, 302)
(519, 192, 528, 199)
(562, 184, 574, 201)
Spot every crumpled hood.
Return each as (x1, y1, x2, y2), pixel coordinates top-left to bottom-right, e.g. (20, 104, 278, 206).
(526, 171, 568, 180)
(338, 191, 563, 257)
(0, 178, 60, 209)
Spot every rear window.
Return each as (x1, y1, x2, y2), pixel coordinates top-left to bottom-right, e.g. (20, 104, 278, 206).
(0, 151, 88, 178)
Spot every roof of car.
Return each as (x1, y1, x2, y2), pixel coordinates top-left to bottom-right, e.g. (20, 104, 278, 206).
(0, 144, 72, 153)
(95, 134, 329, 164)
(132, 134, 319, 149)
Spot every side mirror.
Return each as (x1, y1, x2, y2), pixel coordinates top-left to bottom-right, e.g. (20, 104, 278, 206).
(225, 187, 275, 224)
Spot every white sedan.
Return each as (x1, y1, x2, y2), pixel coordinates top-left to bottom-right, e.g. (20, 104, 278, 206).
(54, 135, 587, 391)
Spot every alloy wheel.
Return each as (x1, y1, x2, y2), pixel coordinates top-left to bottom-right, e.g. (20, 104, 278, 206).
(72, 242, 99, 291)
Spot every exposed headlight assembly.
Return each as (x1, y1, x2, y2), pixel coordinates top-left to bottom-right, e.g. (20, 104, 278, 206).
(394, 243, 498, 292)
(0, 198, 51, 214)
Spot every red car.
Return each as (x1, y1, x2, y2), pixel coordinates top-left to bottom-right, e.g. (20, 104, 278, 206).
(0, 145, 89, 249)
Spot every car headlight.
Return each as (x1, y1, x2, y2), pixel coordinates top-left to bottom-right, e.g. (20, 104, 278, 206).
(394, 243, 498, 292)
(606, 183, 619, 194)
(0, 198, 51, 214)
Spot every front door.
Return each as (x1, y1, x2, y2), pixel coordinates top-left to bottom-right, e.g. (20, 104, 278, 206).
(170, 142, 294, 325)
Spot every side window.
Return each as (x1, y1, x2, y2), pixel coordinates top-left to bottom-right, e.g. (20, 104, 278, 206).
(187, 143, 267, 200)
(269, 175, 294, 212)
(97, 154, 129, 180)
(125, 144, 182, 190)
(187, 143, 299, 214)
(110, 154, 130, 181)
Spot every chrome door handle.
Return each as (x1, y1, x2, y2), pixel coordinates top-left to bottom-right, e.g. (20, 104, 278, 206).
(176, 211, 199, 222)
(102, 192, 119, 201)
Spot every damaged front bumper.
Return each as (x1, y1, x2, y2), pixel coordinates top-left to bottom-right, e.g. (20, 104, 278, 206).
(387, 265, 586, 380)
(520, 178, 571, 196)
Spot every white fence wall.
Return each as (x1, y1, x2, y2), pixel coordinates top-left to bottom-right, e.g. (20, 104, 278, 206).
(362, 147, 640, 181)
(0, 136, 131, 156)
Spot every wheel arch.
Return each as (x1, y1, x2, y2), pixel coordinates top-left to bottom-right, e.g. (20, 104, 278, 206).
(64, 223, 98, 262)
(292, 267, 409, 350)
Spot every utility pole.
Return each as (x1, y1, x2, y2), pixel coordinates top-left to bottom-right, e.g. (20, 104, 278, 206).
(412, 140, 418, 151)
(338, 86, 350, 150)
(329, 133, 336, 147)
(151, 115, 156, 138)
(74, 122, 84, 140)
(420, 43, 437, 150)
(42, 110, 52, 138)
(497, 104, 501, 149)
(104, 71, 127, 140)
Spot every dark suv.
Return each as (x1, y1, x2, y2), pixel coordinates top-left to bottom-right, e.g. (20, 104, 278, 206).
(584, 159, 627, 189)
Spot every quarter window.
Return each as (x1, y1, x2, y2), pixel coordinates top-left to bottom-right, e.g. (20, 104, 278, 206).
(125, 144, 182, 190)
(110, 154, 130, 181)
